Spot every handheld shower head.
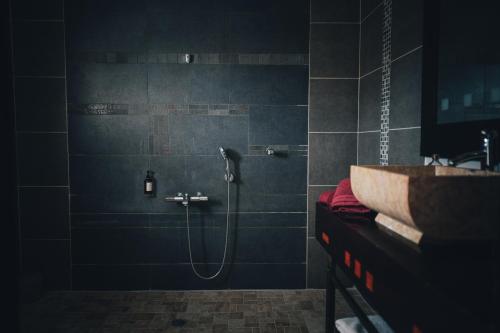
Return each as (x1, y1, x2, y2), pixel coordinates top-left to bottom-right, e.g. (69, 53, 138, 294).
(218, 146, 227, 160)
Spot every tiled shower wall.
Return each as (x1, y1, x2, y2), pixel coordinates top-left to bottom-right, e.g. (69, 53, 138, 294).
(357, 0, 424, 165)
(306, 0, 424, 288)
(65, 0, 309, 290)
(11, 0, 71, 290)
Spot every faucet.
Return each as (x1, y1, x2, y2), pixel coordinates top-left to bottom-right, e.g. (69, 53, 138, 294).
(449, 130, 498, 171)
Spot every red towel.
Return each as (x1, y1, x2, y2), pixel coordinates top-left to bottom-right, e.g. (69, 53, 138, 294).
(330, 179, 371, 214)
(318, 189, 336, 205)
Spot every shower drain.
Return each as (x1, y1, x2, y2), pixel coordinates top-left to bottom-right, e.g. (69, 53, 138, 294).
(171, 319, 187, 327)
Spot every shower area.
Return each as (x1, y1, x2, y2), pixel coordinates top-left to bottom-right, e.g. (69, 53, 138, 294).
(25, 0, 310, 292)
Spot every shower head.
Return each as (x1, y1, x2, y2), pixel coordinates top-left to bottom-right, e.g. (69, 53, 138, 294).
(218, 147, 228, 160)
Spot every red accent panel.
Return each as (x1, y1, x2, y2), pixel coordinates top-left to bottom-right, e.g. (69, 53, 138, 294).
(344, 250, 351, 267)
(354, 259, 362, 278)
(321, 232, 330, 245)
(366, 271, 374, 292)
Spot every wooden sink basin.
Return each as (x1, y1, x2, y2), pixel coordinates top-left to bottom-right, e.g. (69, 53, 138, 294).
(351, 165, 500, 244)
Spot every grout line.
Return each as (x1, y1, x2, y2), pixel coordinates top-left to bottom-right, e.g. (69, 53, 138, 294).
(358, 130, 381, 133)
(16, 131, 68, 134)
(8, 0, 24, 277)
(389, 126, 421, 131)
(305, 0, 312, 289)
(310, 77, 358, 80)
(359, 66, 382, 79)
(309, 131, 357, 134)
(391, 45, 423, 63)
(15, 19, 64, 22)
(309, 184, 338, 187)
(23, 238, 70, 241)
(356, 0, 362, 166)
(15, 75, 65, 79)
(360, 2, 383, 24)
(18, 185, 70, 188)
(71, 212, 308, 215)
(310, 21, 359, 25)
(62, 0, 73, 290)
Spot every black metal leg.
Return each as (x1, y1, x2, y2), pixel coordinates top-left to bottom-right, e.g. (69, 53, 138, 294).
(326, 264, 336, 333)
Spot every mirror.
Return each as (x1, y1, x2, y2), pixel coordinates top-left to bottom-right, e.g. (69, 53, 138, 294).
(421, 0, 500, 157)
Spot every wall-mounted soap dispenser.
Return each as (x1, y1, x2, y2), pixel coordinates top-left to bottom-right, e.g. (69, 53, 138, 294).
(144, 170, 155, 196)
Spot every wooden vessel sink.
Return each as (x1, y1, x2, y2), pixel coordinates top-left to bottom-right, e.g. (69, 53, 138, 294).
(350, 165, 500, 244)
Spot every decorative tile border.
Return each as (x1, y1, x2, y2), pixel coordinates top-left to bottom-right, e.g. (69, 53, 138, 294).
(70, 52, 309, 66)
(68, 103, 250, 116)
(379, 0, 392, 165)
(249, 145, 308, 157)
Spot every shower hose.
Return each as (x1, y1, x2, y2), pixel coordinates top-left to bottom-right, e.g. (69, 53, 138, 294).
(185, 177, 230, 280)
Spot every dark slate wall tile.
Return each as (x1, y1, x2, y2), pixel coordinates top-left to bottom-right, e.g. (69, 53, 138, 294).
(360, 5, 382, 76)
(237, 213, 306, 228)
(309, 133, 357, 185)
(15, 78, 67, 132)
(390, 49, 422, 129)
(227, 12, 308, 53)
(22, 240, 70, 290)
(310, 24, 359, 78)
(151, 264, 228, 290)
(72, 228, 150, 264)
(190, 66, 231, 104)
(230, 264, 305, 289)
(307, 238, 329, 288)
(13, 21, 65, 76)
(307, 186, 334, 236)
(147, 6, 226, 53)
(147, 64, 191, 104)
(391, 0, 423, 60)
(237, 193, 307, 213)
(68, 64, 148, 104)
(361, 0, 382, 21)
(229, 66, 308, 105)
(19, 187, 69, 239)
(311, 0, 359, 22)
(168, 115, 248, 156)
(234, 227, 306, 263)
(72, 265, 150, 290)
(240, 156, 307, 195)
(71, 214, 149, 228)
(13, 0, 63, 20)
(68, 115, 150, 155)
(66, 0, 147, 53)
(69, 156, 150, 213)
(249, 106, 307, 145)
(359, 69, 382, 131)
(149, 224, 227, 265)
(17, 133, 68, 186)
(388, 129, 424, 165)
(358, 132, 380, 165)
(309, 79, 358, 132)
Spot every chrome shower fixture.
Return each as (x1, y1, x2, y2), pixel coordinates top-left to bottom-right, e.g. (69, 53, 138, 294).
(219, 146, 228, 160)
(218, 147, 235, 182)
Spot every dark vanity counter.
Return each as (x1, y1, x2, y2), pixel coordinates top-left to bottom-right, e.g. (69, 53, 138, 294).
(315, 202, 498, 333)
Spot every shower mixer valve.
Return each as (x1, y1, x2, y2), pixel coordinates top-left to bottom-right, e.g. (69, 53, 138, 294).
(165, 192, 208, 207)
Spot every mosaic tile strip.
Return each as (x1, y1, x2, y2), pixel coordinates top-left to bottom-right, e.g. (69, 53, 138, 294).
(379, 0, 392, 165)
(70, 52, 309, 66)
(68, 103, 250, 116)
(249, 145, 308, 157)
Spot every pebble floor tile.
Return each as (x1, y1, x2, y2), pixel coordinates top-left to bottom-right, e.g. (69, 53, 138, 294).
(20, 289, 372, 333)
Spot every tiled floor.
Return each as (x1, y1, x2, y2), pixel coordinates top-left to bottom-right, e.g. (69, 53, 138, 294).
(20, 289, 371, 333)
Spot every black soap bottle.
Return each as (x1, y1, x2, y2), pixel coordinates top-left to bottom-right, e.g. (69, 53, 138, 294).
(144, 170, 155, 196)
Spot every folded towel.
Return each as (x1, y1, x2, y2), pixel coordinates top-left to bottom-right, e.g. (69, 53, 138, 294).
(330, 179, 371, 214)
(318, 189, 336, 205)
(335, 315, 394, 333)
